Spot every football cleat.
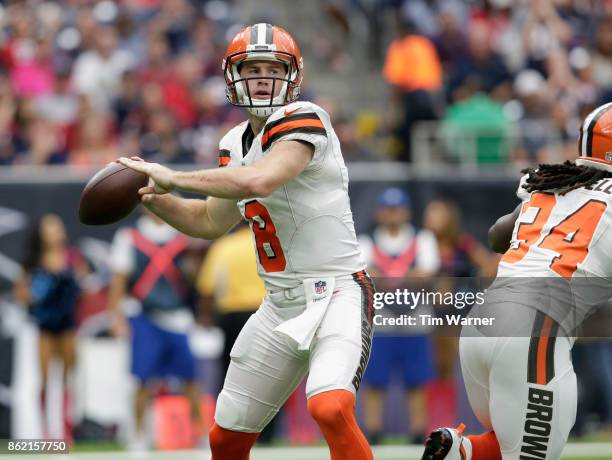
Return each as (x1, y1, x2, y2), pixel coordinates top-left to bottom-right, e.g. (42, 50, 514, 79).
(421, 424, 470, 460)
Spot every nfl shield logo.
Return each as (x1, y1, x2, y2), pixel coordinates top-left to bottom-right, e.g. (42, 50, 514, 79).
(315, 281, 327, 295)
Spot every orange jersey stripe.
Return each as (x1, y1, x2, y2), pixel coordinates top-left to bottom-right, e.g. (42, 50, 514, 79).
(536, 316, 553, 385)
(261, 118, 324, 145)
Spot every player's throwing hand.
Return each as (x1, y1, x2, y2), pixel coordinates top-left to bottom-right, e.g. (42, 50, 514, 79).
(118, 157, 174, 195)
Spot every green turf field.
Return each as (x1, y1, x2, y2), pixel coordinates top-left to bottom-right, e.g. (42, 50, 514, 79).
(1, 443, 610, 459)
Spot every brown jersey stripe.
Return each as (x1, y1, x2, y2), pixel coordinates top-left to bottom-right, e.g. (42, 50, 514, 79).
(527, 312, 544, 384)
(527, 312, 558, 385)
(545, 322, 558, 384)
(535, 316, 553, 385)
(262, 126, 327, 151)
(262, 118, 325, 145)
(264, 112, 322, 133)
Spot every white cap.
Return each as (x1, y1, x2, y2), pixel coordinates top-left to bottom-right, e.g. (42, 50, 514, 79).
(514, 70, 545, 97)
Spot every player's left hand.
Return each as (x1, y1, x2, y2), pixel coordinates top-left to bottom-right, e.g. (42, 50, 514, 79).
(118, 156, 174, 194)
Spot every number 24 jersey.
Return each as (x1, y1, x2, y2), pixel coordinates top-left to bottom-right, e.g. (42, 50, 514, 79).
(498, 173, 612, 280)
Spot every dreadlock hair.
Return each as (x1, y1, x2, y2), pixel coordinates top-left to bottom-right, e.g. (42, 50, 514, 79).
(521, 160, 612, 195)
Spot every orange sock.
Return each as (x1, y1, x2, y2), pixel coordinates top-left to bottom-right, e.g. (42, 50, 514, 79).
(467, 431, 502, 460)
(209, 423, 259, 460)
(307, 390, 373, 460)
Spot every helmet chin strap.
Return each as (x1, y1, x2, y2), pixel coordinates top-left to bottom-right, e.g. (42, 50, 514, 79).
(246, 106, 277, 117)
(237, 77, 289, 117)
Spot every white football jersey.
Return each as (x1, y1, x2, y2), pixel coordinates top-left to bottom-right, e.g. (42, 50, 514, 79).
(218, 101, 366, 290)
(497, 173, 612, 279)
(492, 173, 612, 330)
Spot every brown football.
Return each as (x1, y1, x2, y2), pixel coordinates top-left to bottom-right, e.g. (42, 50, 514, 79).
(79, 162, 148, 225)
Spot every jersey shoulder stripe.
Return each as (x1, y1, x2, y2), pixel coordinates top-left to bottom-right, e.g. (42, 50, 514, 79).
(261, 112, 326, 151)
(265, 112, 321, 131)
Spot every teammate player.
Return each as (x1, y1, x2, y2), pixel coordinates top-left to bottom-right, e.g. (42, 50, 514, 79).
(422, 101, 612, 460)
(119, 24, 374, 460)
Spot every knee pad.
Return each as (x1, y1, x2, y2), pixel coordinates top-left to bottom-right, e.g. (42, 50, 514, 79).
(215, 388, 277, 432)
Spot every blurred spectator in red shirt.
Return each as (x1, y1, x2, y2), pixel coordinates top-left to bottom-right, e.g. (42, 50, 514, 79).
(138, 33, 198, 128)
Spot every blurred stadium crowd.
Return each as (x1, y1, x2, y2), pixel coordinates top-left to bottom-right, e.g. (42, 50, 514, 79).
(0, 0, 609, 166)
(372, 0, 612, 163)
(0, 0, 244, 167)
